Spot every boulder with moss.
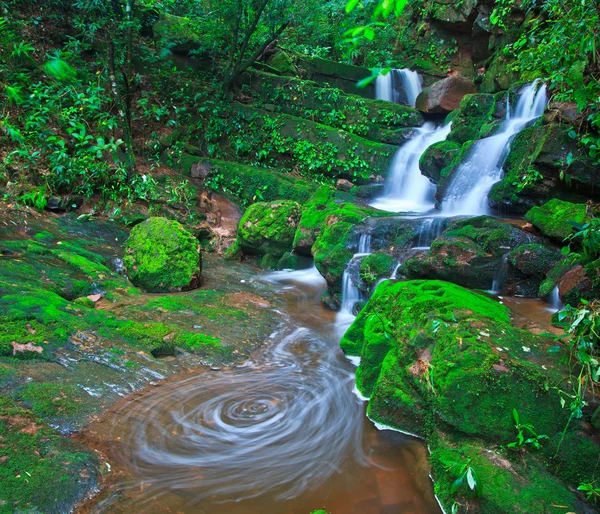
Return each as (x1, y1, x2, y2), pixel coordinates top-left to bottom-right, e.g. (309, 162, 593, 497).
(524, 199, 589, 242)
(341, 279, 595, 513)
(419, 140, 462, 183)
(237, 200, 301, 265)
(124, 217, 202, 293)
(400, 216, 543, 293)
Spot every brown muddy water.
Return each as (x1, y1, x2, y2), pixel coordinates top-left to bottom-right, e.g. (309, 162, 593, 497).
(80, 267, 442, 514)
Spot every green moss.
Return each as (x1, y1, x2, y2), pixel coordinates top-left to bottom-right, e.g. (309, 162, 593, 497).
(419, 140, 462, 183)
(20, 382, 86, 422)
(446, 94, 496, 145)
(202, 158, 318, 207)
(346, 280, 566, 441)
(430, 436, 580, 514)
(123, 217, 202, 293)
(237, 200, 301, 260)
(359, 252, 394, 289)
(0, 396, 101, 514)
(525, 198, 589, 242)
(509, 243, 560, 277)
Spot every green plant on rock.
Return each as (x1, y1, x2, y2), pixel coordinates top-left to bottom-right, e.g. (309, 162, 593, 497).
(564, 216, 600, 263)
(448, 459, 482, 513)
(507, 409, 549, 451)
(554, 300, 600, 454)
(578, 480, 600, 502)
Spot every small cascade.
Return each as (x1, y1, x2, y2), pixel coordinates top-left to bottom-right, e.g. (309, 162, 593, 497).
(336, 234, 372, 337)
(440, 81, 548, 216)
(375, 68, 422, 107)
(549, 286, 563, 312)
(415, 217, 446, 249)
(370, 123, 452, 213)
(490, 254, 510, 294)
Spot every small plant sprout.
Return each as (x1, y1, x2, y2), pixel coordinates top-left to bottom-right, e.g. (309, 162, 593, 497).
(507, 409, 548, 450)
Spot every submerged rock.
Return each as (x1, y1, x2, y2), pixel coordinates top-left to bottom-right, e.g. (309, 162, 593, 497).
(124, 217, 202, 293)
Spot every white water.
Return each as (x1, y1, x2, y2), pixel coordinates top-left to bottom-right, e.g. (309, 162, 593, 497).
(336, 234, 371, 338)
(376, 68, 422, 107)
(440, 82, 548, 216)
(370, 123, 452, 213)
(549, 286, 563, 312)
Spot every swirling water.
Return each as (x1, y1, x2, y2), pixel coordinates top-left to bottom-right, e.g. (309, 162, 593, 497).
(83, 264, 441, 514)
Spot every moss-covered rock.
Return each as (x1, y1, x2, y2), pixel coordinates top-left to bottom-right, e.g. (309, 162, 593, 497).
(489, 125, 598, 214)
(359, 252, 395, 290)
(196, 158, 318, 206)
(525, 199, 589, 242)
(0, 396, 102, 514)
(415, 77, 477, 114)
(508, 243, 561, 277)
(401, 216, 542, 293)
(419, 140, 462, 183)
(237, 200, 301, 263)
(446, 93, 497, 145)
(124, 217, 202, 293)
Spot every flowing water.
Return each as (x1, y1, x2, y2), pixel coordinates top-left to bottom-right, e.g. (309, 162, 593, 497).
(376, 69, 422, 107)
(82, 264, 441, 514)
(370, 123, 452, 213)
(440, 82, 548, 215)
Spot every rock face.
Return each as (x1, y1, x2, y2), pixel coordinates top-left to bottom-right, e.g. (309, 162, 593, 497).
(124, 217, 202, 293)
(415, 77, 477, 114)
(237, 200, 302, 265)
(524, 199, 589, 242)
(489, 125, 600, 213)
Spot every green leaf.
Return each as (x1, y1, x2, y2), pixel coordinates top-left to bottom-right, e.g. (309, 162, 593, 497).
(450, 476, 464, 494)
(466, 467, 476, 491)
(345, 0, 361, 13)
(43, 59, 77, 81)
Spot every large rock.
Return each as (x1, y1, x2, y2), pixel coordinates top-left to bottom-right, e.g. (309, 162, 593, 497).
(341, 279, 594, 513)
(124, 217, 202, 293)
(415, 77, 477, 114)
(524, 199, 589, 242)
(237, 200, 301, 260)
(419, 140, 461, 183)
(400, 216, 545, 295)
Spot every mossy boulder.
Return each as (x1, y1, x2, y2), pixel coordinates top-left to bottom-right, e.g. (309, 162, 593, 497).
(446, 93, 497, 145)
(419, 140, 462, 183)
(524, 199, 589, 242)
(343, 280, 567, 439)
(124, 217, 202, 293)
(359, 252, 395, 291)
(508, 243, 560, 277)
(237, 200, 301, 262)
(401, 216, 542, 293)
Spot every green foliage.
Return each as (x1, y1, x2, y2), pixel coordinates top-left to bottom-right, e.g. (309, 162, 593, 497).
(554, 300, 600, 454)
(506, 409, 549, 450)
(507, 0, 600, 167)
(565, 217, 600, 263)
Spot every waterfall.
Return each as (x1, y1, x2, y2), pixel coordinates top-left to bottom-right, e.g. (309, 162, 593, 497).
(490, 254, 509, 294)
(415, 217, 446, 249)
(440, 81, 548, 216)
(370, 123, 452, 213)
(549, 286, 563, 312)
(336, 234, 372, 338)
(375, 68, 422, 107)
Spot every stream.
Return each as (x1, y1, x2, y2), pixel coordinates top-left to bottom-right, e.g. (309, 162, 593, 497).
(81, 265, 442, 514)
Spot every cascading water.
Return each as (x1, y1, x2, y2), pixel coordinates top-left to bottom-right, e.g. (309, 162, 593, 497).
(549, 286, 563, 312)
(336, 234, 372, 338)
(440, 81, 548, 216)
(370, 123, 452, 213)
(376, 68, 422, 107)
